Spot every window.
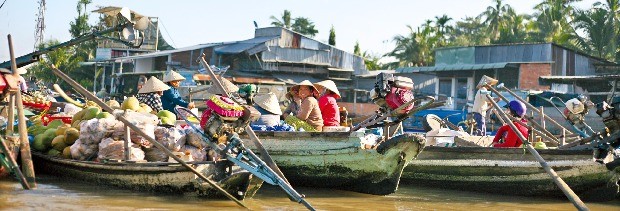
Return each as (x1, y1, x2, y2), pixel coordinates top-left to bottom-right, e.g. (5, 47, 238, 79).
(438, 79, 452, 101)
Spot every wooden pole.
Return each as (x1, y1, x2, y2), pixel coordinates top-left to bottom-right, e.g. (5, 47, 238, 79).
(124, 126, 130, 161)
(8, 35, 36, 188)
(541, 106, 546, 130)
(6, 95, 14, 136)
(0, 137, 30, 189)
(49, 65, 248, 209)
(485, 94, 588, 211)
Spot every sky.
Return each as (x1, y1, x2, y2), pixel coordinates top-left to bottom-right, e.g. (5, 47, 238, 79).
(0, 0, 600, 63)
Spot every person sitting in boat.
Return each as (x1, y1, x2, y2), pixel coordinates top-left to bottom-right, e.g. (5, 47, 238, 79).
(285, 80, 323, 132)
(314, 80, 342, 131)
(253, 92, 283, 127)
(492, 100, 528, 148)
(282, 86, 301, 119)
(161, 70, 195, 114)
(137, 76, 169, 113)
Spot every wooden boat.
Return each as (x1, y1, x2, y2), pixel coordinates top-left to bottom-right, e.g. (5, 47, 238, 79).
(31, 152, 264, 200)
(244, 131, 425, 195)
(0, 136, 21, 179)
(402, 146, 620, 201)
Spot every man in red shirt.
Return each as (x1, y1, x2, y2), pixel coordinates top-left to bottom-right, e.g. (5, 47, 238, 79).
(314, 80, 341, 127)
(493, 100, 528, 148)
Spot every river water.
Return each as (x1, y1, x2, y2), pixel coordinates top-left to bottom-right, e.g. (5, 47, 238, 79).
(2, 175, 620, 210)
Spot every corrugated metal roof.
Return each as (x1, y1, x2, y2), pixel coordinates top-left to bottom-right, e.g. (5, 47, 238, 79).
(539, 75, 620, 85)
(396, 62, 517, 73)
(355, 70, 396, 78)
(214, 36, 278, 54)
(271, 73, 321, 85)
(107, 43, 224, 60)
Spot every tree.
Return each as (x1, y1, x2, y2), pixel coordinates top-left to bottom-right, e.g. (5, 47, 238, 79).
(328, 25, 336, 46)
(29, 40, 84, 89)
(292, 17, 319, 37)
(270, 10, 292, 29)
(362, 51, 383, 71)
(530, 0, 579, 46)
(69, 0, 95, 60)
(479, 0, 512, 41)
(449, 16, 490, 46)
(494, 8, 530, 44)
(385, 24, 438, 68)
(573, 7, 616, 60)
(353, 41, 361, 56)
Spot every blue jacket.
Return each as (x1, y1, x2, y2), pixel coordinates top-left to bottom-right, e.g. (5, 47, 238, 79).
(162, 87, 189, 113)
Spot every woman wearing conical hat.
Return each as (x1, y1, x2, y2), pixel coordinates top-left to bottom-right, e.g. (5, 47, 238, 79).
(314, 80, 341, 127)
(286, 80, 323, 132)
(137, 76, 170, 113)
(161, 70, 195, 113)
(253, 92, 283, 127)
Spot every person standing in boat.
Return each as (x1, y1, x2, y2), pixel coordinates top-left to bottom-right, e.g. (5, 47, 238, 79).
(253, 92, 283, 127)
(492, 100, 528, 148)
(161, 70, 195, 114)
(314, 80, 341, 131)
(285, 80, 323, 132)
(137, 76, 169, 113)
(472, 76, 498, 136)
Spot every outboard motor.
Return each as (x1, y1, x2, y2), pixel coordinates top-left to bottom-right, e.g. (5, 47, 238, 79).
(373, 73, 414, 114)
(594, 100, 620, 163)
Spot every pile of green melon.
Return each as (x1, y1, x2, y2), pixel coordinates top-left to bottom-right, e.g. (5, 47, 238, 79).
(32, 120, 79, 158)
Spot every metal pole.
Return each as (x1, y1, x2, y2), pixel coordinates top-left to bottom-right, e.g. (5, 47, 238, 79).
(496, 85, 574, 135)
(541, 106, 546, 130)
(485, 94, 588, 211)
(49, 65, 247, 209)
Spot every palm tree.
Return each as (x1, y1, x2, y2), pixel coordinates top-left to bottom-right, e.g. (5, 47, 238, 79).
(573, 6, 616, 60)
(291, 17, 319, 37)
(593, 0, 620, 61)
(531, 0, 579, 46)
(494, 7, 530, 44)
(479, 0, 512, 41)
(449, 16, 490, 46)
(270, 10, 292, 29)
(386, 24, 437, 68)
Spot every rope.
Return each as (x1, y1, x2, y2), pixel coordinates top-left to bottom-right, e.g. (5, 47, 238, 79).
(0, 0, 7, 10)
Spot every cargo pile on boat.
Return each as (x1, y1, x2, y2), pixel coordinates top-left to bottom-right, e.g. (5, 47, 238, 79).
(27, 96, 210, 163)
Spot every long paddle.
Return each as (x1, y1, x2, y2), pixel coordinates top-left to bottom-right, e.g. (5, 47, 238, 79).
(49, 65, 248, 209)
(485, 94, 588, 211)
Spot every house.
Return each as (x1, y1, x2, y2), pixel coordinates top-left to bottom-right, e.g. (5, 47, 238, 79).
(96, 27, 368, 110)
(395, 43, 615, 110)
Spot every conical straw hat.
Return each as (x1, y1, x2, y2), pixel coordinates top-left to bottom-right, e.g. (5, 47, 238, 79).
(291, 80, 318, 93)
(477, 75, 498, 88)
(314, 80, 341, 99)
(163, 70, 186, 82)
(207, 76, 239, 95)
(254, 93, 282, 115)
(139, 76, 170, 93)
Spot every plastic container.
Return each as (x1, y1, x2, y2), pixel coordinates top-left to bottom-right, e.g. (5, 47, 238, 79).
(42, 114, 72, 126)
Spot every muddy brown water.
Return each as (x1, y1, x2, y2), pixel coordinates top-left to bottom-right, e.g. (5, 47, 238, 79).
(1, 175, 620, 210)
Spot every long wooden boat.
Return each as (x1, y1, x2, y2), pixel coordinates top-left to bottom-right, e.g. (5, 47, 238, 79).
(402, 146, 620, 201)
(31, 152, 263, 200)
(244, 131, 425, 195)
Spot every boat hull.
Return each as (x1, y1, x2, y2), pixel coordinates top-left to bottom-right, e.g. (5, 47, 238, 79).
(32, 152, 263, 200)
(245, 131, 425, 195)
(403, 146, 620, 201)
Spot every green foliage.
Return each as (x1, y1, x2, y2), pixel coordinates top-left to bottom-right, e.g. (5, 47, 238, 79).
(353, 41, 361, 56)
(328, 26, 336, 46)
(292, 17, 319, 37)
(270, 10, 292, 29)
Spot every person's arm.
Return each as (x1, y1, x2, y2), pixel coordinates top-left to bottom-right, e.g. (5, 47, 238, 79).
(492, 125, 508, 143)
(296, 98, 312, 121)
(162, 89, 189, 108)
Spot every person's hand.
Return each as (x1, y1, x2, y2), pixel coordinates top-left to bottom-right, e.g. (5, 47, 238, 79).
(188, 102, 195, 109)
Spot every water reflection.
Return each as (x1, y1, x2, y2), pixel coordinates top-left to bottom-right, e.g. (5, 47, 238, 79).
(2, 175, 619, 210)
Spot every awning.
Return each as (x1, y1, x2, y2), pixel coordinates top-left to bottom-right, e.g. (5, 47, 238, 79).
(271, 73, 321, 85)
(396, 62, 518, 73)
(539, 75, 620, 85)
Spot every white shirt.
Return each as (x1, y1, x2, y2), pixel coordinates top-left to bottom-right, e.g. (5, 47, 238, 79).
(472, 87, 490, 114)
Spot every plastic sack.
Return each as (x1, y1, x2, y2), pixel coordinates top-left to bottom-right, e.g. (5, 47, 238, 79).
(181, 145, 206, 162)
(184, 130, 207, 149)
(154, 126, 185, 151)
(143, 147, 169, 162)
(97, 138, 144, 161)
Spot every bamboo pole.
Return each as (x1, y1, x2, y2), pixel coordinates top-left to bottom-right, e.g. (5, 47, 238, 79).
(8, 35, 36, 188)
(49, 65, 248, 209)
(124, 126, 130, 161)
(6, 95, 14, 136)
(485, 94, 588, 211)
(0, 136, 30, 189)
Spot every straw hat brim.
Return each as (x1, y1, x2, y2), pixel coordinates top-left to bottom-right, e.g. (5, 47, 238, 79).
(163, 70, 186, 82)
(254, 93, 282, 115)
(314, 80, 341, 99)
(139, 77, 170, 93)
(291, 80, 318, 93)
(207, 77, 239, 95)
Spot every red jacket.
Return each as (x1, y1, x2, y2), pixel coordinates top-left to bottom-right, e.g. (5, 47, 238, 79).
(318, 93, 340, 127)
(493, 120, 528, 148)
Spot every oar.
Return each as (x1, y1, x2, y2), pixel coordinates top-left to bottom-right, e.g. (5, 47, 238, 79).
(49, 65, 248, 209)
(197, 55, 290, 184)
(485, 94, 588, 211)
